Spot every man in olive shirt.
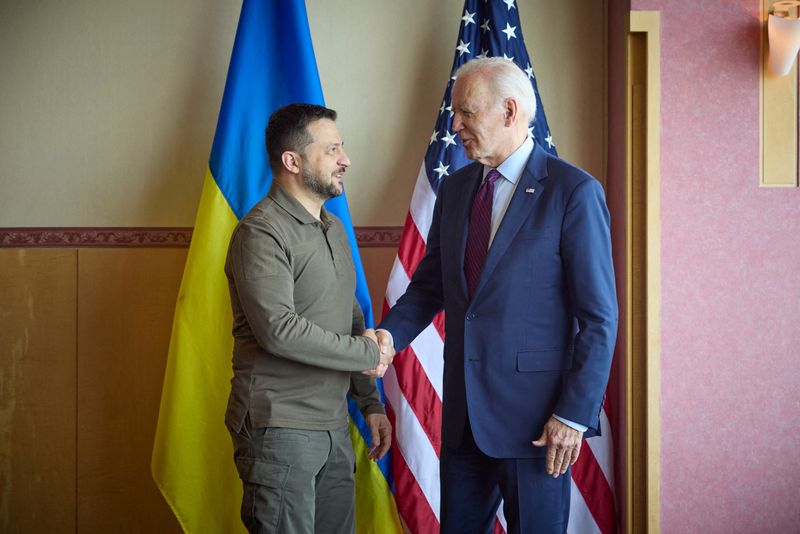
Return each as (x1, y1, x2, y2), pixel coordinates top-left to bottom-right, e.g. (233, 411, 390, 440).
(225, 104, 393, 534)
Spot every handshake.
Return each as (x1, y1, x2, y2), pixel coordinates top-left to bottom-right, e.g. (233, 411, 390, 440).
(361, 328, 395, 378)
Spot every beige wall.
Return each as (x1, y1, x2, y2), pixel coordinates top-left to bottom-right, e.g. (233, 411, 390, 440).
(0, 0, 237, 227)
(0, 0, 605, 227)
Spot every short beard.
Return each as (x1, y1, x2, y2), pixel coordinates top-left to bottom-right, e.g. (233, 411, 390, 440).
(302, 168, 341, 200)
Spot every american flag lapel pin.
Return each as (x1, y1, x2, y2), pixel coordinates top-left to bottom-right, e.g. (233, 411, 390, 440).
(525, 187, 536, 194)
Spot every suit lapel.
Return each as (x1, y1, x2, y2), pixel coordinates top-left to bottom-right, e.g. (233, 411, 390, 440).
(472, 143, 549, 300)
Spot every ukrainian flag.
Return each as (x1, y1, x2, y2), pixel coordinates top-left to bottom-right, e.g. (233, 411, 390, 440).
(151, 1, 402, 532)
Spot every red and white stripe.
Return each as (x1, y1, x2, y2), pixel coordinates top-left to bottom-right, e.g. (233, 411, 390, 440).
(383, 163, 617, 534)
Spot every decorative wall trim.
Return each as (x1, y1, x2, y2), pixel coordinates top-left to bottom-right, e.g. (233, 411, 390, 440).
(0, 226, 402, 248)
(353, 226, 403, 248)
(0, 228, 194, 248)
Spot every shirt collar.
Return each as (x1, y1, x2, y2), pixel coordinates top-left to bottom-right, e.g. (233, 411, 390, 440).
(482, 136, 534, 184)
(269, 184, 329, 226)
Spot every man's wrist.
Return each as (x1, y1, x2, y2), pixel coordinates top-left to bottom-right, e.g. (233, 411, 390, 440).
(553, 414, 588, 433)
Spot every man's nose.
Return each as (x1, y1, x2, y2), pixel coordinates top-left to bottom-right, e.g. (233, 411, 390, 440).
(452, 115, 463, 132)
(339, 150, 351, 168)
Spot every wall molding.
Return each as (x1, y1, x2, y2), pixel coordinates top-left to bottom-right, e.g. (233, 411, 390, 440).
(0, 226, 403, 248)
(353, 226, 403, 248)
(0, 228, 194, 248)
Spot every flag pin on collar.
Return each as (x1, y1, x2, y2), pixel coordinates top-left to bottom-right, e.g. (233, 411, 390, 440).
(525, 187, 536, 194)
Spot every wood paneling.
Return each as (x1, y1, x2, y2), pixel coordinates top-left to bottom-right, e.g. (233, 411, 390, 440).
(0, 239, 399, 533)
(76, 249, 185, 533)
(0, 249, 78, 533)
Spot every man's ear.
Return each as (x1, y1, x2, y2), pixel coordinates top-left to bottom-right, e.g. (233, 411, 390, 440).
(504, 97, 519, 127)
(281, 151, 301, 174)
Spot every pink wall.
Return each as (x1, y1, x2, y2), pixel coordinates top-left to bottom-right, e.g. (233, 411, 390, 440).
(629, 1, 800, 532)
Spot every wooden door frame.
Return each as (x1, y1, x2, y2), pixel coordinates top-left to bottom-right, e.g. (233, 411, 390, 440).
(625, 10, 661, 534)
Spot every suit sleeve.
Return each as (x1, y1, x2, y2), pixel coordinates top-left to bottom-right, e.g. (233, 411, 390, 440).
(378, 185, 447, 351)
(228, 222, 380, 372)
(555, 178, 618, 429)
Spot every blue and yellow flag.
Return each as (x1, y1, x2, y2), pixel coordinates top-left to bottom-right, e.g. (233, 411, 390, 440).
(151, 1, 401, 532)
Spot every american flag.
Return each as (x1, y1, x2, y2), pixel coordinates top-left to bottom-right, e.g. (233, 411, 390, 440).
(380, 1, 617, 532)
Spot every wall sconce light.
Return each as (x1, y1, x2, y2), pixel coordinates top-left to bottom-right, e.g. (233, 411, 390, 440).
(769, 1, 800, 75)
(761, 1, 800, 188)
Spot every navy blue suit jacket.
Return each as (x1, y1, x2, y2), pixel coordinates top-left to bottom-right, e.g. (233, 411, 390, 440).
(380, 143, 618, 458)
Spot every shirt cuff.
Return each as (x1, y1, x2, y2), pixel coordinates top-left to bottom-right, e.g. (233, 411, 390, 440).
(553, 414, 588, 433)
(361, 404, 387, 417)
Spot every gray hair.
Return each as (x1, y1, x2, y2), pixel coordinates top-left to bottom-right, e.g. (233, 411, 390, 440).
(454, 57, 537, 125)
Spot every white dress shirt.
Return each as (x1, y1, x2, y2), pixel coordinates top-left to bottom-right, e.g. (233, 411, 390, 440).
(483, 136, 533, 248)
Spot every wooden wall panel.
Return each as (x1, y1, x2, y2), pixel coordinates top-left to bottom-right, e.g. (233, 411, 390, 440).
(76, 249, 185, 533)
(0, 238, 400, 533)
(0, 249, 77, 534)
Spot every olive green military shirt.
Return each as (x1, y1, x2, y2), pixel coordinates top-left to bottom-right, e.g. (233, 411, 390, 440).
(224, 185, 382, 432)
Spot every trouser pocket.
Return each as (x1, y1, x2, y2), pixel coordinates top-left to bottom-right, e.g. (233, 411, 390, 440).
(235, 457, 290, 534)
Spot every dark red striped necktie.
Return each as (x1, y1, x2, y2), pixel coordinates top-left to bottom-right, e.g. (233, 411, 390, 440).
(464, 168, 501, 298)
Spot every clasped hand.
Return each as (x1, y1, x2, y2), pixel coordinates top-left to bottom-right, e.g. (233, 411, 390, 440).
(360, 329, 395, 377)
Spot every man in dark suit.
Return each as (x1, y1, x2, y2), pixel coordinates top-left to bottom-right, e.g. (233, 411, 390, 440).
(377, 58, 617, 533)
